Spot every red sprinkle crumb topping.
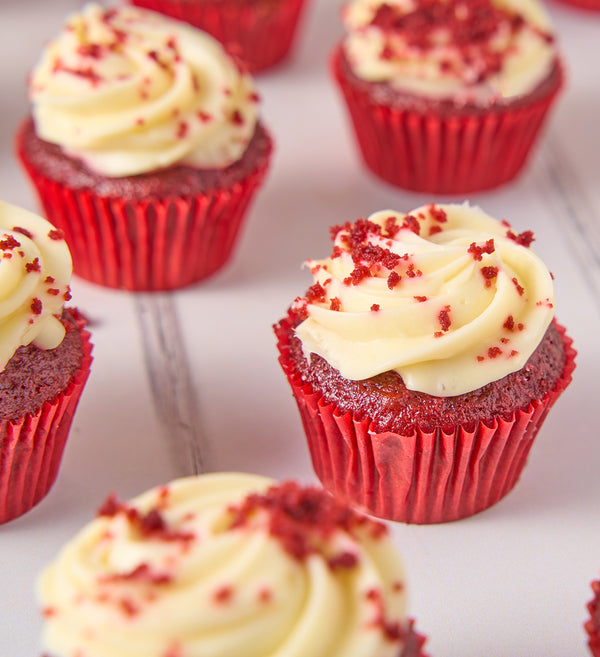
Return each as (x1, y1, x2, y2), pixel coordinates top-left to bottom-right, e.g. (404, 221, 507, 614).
(506, 229, 535, 247)
(480, 265, 498, 287)
(213, 585, 234, 605)
(330, 297, 342, 311)
(428, 203, 447, 224)
(414, 296, 428, 302)
(47, 288, 61, 296)
(12, 226, 33, 239)
(101, 563, 172, 586)
(96, 495, 195, 544)
(387, 271, 401, 290)
(231, 109, 245, 125)
(468, 239, 495, 261)
(306, 282, 327, 304)
(512, 277, 525, 296)
(488, 346, 502, 359)
(25, 257, 41, 273)
(438, 305, 451, 332)
(31, 298, 42, 315)
(371, 304, 381, 312)
(0, 235, 20, 251)
(48, 229, 65, 241)
(227, 482, 387, 567)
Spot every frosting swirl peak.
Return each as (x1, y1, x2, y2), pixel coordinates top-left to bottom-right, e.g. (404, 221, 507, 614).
(294, 203, 555, 396)
(341, 0, 557, 103)
(38, 473, 411, 657)
(29, 4, 260, 176)
(0, 201, 72, 371)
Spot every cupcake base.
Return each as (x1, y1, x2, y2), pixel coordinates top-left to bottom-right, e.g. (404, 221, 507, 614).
(130, 0, 309, 72)
(331, 45, 564, 194)
(16, 120, 273, 291)
(0, 312, 93, 524)
(275, 314, 576, 524)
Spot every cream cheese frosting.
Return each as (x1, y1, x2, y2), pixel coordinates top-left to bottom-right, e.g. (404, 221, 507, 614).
(28, 4, 260, 177)
(341, 0, 558, 104)
(38, 472, 411, 657)
(0, 200, 72, 371)
(294, 203, 555, 396)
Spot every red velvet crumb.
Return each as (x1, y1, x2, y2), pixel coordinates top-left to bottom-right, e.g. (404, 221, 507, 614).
(12, 226, 33, 239)
(31, 298, 42, 315)
(468, 239, 495, 261)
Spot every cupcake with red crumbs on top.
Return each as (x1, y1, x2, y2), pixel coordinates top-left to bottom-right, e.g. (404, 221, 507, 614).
(37, 472, 429, 657)
(586, 579, 600, 656)
(0, 200, 92, 525)
(332, 0, 564, 194)
(129, 0, 310, 72)
(16, 4, 272, 291)
(274, 202, 575, 524)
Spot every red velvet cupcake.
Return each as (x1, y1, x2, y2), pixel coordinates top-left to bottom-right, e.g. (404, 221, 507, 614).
(129, 0, 310, 72)
(587, 580, 600, 657)
(275, 203, 575, 524)
(332, 0, 564, 194)
(38, 473, 429, 656)
(17, 4, 272, 291)
(0, 201, 92, 524)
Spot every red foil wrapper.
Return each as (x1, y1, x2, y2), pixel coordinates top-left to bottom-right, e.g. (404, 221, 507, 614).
(586, 581, 600, 657)
(331, 45, 564, 194)
(275, 314, 576, 524)
(16, 127, 272, 292)
(0, 318, 93, 525)
(130, 0, 309, 72)
(555, 0, 600, 9)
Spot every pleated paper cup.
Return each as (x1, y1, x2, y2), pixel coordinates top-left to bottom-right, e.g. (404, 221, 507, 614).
(331, 45, 564, 195)
(130, 0, 309, 72)
(586, 580, 600, 657)
(16, 122, 272, 292)
(275, 314, 576, 524)
(555, 0, 600, 10)
(0, 316, 93, 525)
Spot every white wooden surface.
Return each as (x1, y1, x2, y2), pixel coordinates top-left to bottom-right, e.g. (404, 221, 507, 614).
(1, 1, 599, 655)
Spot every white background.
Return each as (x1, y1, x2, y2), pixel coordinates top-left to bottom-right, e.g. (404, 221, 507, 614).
(1, 0, 599, 655)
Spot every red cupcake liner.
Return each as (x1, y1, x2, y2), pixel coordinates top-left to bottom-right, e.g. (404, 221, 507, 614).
(554, 0, 600, 9)
(0, 315, 93, 524)
(16, 127, 272, 292)
(331, 45, 564, 194)
(586, 580, 600, 657)
(275, 314, 576, 524)
(130, 0, 309, 72)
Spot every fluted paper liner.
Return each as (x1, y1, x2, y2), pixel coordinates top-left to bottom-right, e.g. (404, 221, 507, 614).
(331, 45, 564, 194)
(16, 124, 272, 291)
(586, 580, 600, 657)
(131, 0, 309, 72)
(556, 0, 600, 10)
(275, 314, 576, 524)
(0, 316, 93, 524)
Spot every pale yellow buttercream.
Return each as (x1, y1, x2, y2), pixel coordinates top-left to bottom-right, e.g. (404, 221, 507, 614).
(342, 0, 557, 104)
(38, 473, 410, 657)
(294, 203, 555, 396)
(29, 4, 259, 176)
(0, 201, 72, 371)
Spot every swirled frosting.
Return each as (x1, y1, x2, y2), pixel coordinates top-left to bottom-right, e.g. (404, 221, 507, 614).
(0, 201, 72, 371)
(341, 0, 558, 104)
(294, 203, 555, 396)
(28, 4, 260, 177)
(38, 473, 411, 657)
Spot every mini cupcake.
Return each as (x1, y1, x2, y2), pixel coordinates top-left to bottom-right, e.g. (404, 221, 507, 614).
(586, 579, 600, 657)
(38, 472, 428, 657)
(129, 0, 310, 72)
(17, 4, 273, 291)
(0, 200, 92, 524)
(332, 0, 564, 194)
(275, 203, 575, 524)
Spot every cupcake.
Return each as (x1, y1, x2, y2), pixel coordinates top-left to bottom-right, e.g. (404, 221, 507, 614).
(0, 200, 92, 524)
(16, 4, 273, 291)
(129, 0, 310, 72)
(38, 472, 428, 657)
(332, 0, 564, 194)
(586, 579, 600, 657)
(274, 202, 576, 524)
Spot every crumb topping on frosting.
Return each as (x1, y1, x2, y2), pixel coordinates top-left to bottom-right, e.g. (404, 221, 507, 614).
(294, 202, 556, 396)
